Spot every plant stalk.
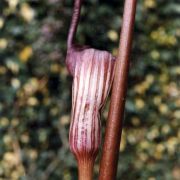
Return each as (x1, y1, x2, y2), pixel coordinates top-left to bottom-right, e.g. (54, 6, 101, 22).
(78, 159, 94, 180)
(99, 0, 137, 179)
(67, 0, 82, 49)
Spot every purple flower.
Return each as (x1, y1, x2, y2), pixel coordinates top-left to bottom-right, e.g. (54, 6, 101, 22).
(66, 46, 115, 163)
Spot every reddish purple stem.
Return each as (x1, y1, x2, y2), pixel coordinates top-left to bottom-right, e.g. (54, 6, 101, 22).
(99, 0, 137, 179)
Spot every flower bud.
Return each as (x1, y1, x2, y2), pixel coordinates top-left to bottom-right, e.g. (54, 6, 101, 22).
(66, 47, 115, 179)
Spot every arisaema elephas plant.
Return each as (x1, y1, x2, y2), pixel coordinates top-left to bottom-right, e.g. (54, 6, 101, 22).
(65, 0, 137, 179)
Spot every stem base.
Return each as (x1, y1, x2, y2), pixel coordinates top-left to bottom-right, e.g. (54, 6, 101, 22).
(78, 159, 94, 180)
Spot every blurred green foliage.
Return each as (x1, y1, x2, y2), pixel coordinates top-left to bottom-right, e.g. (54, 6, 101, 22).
(0, 0, 179, 179)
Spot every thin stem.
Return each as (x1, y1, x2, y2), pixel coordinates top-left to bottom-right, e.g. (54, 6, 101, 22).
(67, 0, 82, 49)
(78, 159, 94, 180)
(99, 0, 137, 179)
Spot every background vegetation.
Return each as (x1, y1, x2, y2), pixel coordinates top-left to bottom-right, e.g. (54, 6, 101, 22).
(0, 0, 179, 179)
